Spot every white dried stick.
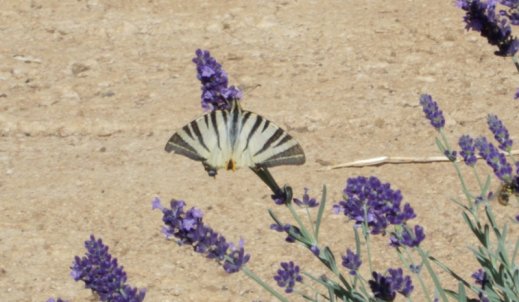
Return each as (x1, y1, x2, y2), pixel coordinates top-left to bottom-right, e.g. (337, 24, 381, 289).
(324, 150, 519, 170)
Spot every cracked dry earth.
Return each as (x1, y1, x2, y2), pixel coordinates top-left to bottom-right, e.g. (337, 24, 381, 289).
(1, 1, 518, 301)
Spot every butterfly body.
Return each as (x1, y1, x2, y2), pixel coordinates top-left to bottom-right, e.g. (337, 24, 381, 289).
(165, 101, 305, 176)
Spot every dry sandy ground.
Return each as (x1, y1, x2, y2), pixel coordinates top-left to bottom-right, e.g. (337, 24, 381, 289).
(1, 1, 518, 301)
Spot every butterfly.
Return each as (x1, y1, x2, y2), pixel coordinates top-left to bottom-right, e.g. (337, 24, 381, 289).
(165, 101, 305, 176)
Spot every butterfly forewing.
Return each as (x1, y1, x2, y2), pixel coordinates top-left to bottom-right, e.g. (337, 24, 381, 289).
(166, 112, 226, 167)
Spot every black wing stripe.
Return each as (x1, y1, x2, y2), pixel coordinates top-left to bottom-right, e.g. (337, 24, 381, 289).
(221, 110, 228, 124)
(262, 120, 270, 132)
(230, 104, 240, 147)
(245, 115, 263, 150)
(260, 144, 305, 167)
(182, 124, 193, 140)
(254, 128, 284, 156)
(241, 111, 252, 128)
(273, 133, 293, 148)
(165, 133, 206, 161)
(204, 114, 209, 128)
(210, 110, 221, 150)
(190, 120, 210, 152)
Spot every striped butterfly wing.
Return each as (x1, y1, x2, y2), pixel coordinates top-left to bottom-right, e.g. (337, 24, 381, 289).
(165, 102, 305, 174)
(234, 110, 305, 168)
(165, 110, 232, 170)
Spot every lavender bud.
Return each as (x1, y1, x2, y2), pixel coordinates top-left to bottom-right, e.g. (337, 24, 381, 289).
(487, 114, 513, 151)
(341, 249, 362, 275)
(459, 135, 477, 166)
(419, 94, 445, 129)
(70, 235, 146, 302)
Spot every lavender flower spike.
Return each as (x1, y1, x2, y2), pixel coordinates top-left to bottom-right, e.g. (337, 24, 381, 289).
(369, 268, 413, 300)
(274, 261, 303, 293)
(192, 49, 242, 111)
(71, 235, 146, 302)
(487, 114, 513, 151)
(47, 298, 68, 302)
(459, 135, 477, 166)
(501, 0, 519, 25)
(153, 197, 250, 273)
(333, 176, 416, 235)
(474, 137, 513, 182)
(419, 94, 445, 129)
(457, 0, 519, 56)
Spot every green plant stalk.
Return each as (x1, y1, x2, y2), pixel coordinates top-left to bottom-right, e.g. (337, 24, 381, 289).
(287, 201, 315, 243)
(305, 206, 316, 237)
(438, 129, 474, 207)
(352, 273, 371, 300)
(471, 166, 484, 193)
(361, 205, 373, 273)
(242, 266, 289, 302)
(314, 185, 327, 242)
(399, 247, 432, 302)
(300, 279, 324, 299)
(417, 247, 449, 302)
(428, 256, 476, 294)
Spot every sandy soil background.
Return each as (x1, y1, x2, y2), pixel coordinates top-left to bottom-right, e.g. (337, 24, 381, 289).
(1, 1, 518, 301)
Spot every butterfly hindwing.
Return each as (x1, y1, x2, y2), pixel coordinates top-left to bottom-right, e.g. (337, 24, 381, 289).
(235, 110, 305, 168)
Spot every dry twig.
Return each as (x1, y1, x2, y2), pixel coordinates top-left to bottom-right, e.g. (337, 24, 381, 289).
(323, 150, 519, 170)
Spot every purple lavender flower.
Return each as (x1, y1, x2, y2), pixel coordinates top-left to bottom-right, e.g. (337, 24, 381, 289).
(47, 298, 68, 302)
(293, 188, 319, 208)
(474, 137, 513, 182)
(271, 188, 287, 205)
(310, 245, 320, 256)
(390, 225, 426, 248)
(409, 264, 422, 274)
(457, 0, 519, 56)
(270, 223, 301, 243)
(419, 94, 445, 129)
(475, 193, 492, 205)
(223, 240, 251, 273)
(153, 197, 250, 273)
(333, 176, 416, 235)
(444, 150, 457, 162)
(341, 249, 362, 275)
(471, 269, 491, 301)
(70, 235, 146, 302)
(500, 0, 519, 25)
(273, 261, 303, 293)
(369, 268, 414, 301)
(192, 49, 242, 111)
(459, 135, 478, 166)
(472, 269, 488, 287)
(474, 196, 483, 204)
(514, 88, 519, 100)
(487, 114, 513, 151)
